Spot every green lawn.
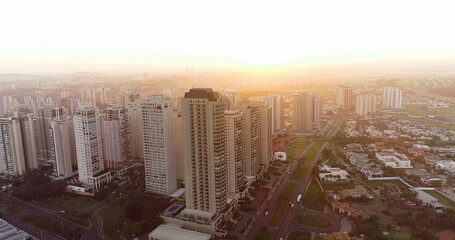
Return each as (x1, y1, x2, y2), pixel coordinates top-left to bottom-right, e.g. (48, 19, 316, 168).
(294, 214, 332, 228)
(291, 162, 308, 181)
(255, 228, 274, 240)
(36, 193, 100, 211)
(423, 190, 455, 210)
(287, 231, 312, 240)
(301, 179, 326, 211)
(389, 112, 455, 130)
(269, 182, 295, 227)
(303, 142, 324, 161)
(365, 179, 409, 190)
(377, 218, 412, 240)
(403, 104, 455, 117)
(321, 182, 356, 191)
(283, 138, 310, 161)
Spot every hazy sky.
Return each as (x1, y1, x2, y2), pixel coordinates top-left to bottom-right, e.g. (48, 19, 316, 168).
(1, 0, 455, 73)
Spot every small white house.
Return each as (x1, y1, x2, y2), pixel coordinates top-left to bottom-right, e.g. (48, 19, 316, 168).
(274, 152, 286, 161)
(319, 165, 350, 182)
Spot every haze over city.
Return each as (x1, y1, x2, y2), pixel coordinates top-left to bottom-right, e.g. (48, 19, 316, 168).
(0, 1, 455, 240)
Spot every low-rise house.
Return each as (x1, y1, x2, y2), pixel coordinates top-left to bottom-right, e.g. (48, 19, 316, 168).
(414, 189, 445, 211)
(424, 155, 445, 166)
(346, 143, 363, 152)
(319, 165, 350, 182)
(375, 149, 412, 168)
(330, 200, 369, 218)
(435, 160, 455, 176)
(340, 185, 371, 199)
(360, 165, 383, 178)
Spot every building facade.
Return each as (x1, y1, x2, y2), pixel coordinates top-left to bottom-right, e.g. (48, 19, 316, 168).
(141, 96, 177, 196)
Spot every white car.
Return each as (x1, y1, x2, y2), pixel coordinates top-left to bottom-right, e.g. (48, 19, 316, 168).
(265, 211, 269, 216)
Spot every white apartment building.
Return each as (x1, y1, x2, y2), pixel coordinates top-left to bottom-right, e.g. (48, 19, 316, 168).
(383, 87, 402, 108)
(182, 88, 228, 214)
(375, 149, 412, 168)
(356, 94, 377, 116)
(336, 85, 353, 109)
(265, 93, 283, 134)
(0, 117, 26, 176)
(173, 110, 184, 181)
(49, 117, 75, 176)
(141, 96, 177, 196)
(18, 113, 38, 170)
(225, 110, 246, 197)
(258, 102, 273, 174)
(435, 161, 455, 175)
(102, 105, 132, 176)
(127, 100, 144, 161)
(73, 105, 111, 190)
(235, 101, 260, 178)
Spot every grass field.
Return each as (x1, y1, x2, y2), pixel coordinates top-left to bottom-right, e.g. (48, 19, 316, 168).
(389, 112, 455, 130)
(269, 182, 295, 227)
(377, 218, 412, 240)
(36, 193, 99, 211)
(321, 182, 356, 191)
(403, 104, 455, 117)
(255, 228, 274, 240)
(423, 190, 455, 210)
(291, 162, 308, 181)
(283, 138, 310, 161)
(294, 214, 332, 228)
(301, 179, 326, 211)
(366, 179, 409, 190)
(303, 142, 324, 161)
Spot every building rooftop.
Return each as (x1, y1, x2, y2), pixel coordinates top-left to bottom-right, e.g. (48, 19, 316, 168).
(148, 224, 211, 240)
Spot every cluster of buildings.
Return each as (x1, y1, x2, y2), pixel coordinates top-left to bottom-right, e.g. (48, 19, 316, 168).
(335, 85, 402, 116)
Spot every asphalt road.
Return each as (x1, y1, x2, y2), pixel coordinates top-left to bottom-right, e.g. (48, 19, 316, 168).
(245, 118, 344, 240)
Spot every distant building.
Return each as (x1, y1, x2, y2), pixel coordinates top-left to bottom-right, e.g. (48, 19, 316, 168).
(265, 93, 283, 133)
(313, 96, 322, 124)
(336, 85, 353, 109)
(36, 105, 65, 160)
(355, 94, 376, 116)
(383, 87, 402, 108)
(293, 93, 313, 133)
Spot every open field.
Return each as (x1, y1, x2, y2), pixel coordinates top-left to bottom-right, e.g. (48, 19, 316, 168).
(402, 104, 455, 117)
(389, 112, 455, 130)
(423, 190, 455, 210)
(283, 138, 310, 161)
(269, 182, 295, 227)
(294, 214, 332, 228)
(301, 179, 326, 211)
(365, 179, 409, 190)
(291, 162, 308, 181)
(321, 182, 356, 192)
(303, 142, 324, 161)
(255, 228, 274, 240)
